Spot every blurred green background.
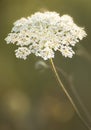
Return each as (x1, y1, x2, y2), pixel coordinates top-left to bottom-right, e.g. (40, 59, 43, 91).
(0, 0, 91, 130)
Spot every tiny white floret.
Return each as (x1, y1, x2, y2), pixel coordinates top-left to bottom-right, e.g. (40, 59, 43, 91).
(15, 47, 31, 60)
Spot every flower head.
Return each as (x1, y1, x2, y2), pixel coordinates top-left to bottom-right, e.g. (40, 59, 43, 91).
(5, 11, 87, 60)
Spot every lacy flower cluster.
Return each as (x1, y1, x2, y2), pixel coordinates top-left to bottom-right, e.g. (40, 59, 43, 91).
(5, 11, 87, 60)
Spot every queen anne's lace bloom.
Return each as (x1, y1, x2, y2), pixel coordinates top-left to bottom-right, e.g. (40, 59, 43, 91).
(5, 11, 87, 60)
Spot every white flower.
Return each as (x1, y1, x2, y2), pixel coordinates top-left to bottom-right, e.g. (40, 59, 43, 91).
(15, 47, 31, 60)
(5, 11, 87, 60)
(59, 45, 75, 58)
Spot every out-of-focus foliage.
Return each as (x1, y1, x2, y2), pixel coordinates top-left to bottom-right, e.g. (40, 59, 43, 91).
(0, 0, 91, 130)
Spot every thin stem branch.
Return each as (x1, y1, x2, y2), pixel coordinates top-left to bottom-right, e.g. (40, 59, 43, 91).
(50, 58, 91, 130)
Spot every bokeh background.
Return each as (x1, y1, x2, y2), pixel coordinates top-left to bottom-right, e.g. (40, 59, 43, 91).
(0, 0, 91, 130)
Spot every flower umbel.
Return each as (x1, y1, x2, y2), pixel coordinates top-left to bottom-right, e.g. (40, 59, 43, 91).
(5, 11, 87, 60)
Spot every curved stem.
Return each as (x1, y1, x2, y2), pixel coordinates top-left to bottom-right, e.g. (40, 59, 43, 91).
(50, 58, 91, 130)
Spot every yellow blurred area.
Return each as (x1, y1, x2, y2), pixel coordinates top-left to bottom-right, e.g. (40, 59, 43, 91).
(2, 90, 31, 119)
(37, 96, 74, 123)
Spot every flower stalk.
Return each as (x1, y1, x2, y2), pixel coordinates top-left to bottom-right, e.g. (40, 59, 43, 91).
(50, 58, 91, 130)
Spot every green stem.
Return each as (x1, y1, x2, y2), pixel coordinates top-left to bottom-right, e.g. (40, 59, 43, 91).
(50, 58, 91, 130)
